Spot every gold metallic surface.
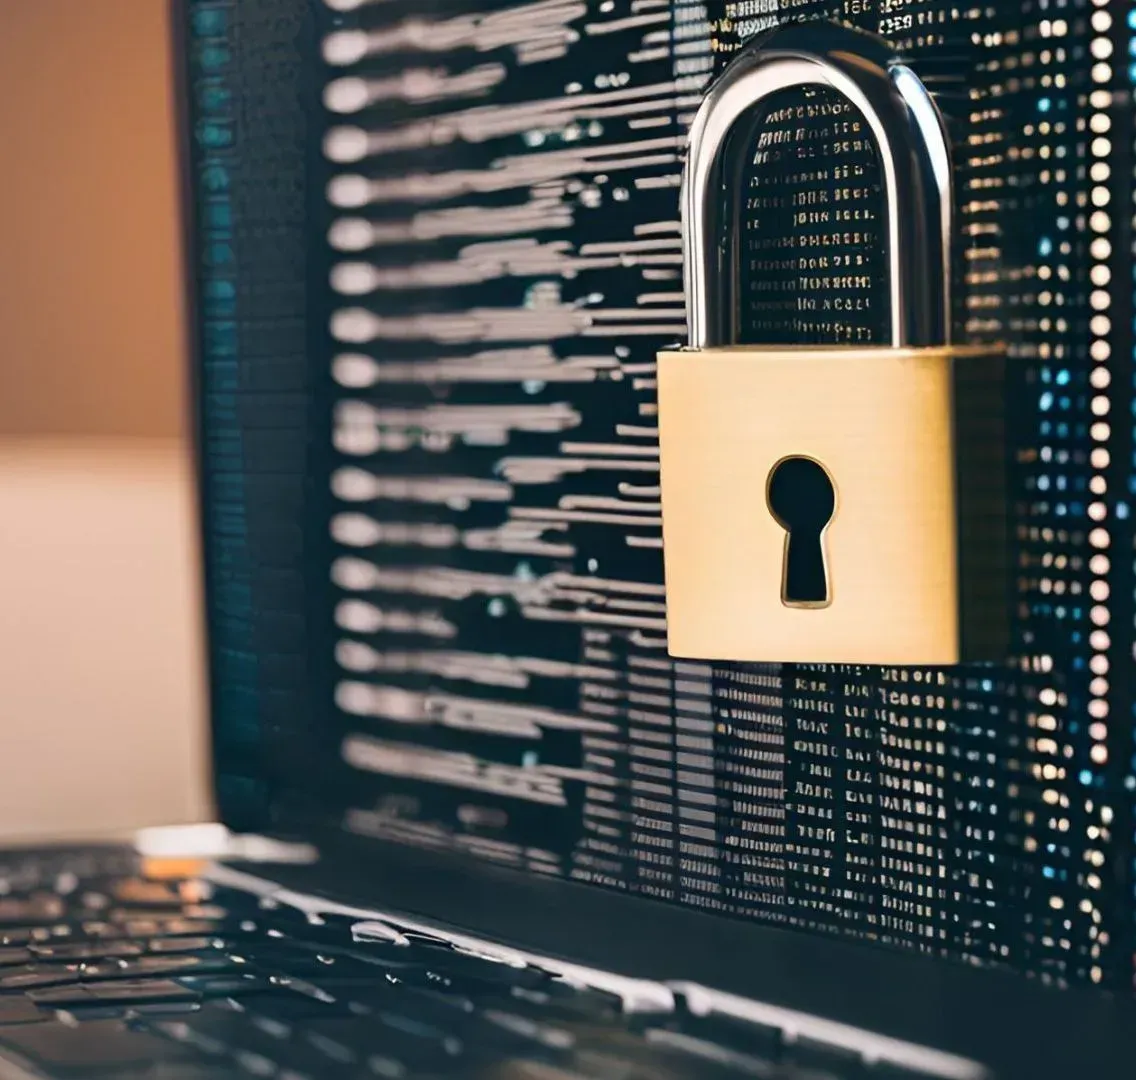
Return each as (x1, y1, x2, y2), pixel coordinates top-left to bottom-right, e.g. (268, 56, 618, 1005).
(657, 345, 983, 665)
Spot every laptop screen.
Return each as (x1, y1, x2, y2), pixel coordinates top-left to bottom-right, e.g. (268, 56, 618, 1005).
(179, 0, 1134, 998)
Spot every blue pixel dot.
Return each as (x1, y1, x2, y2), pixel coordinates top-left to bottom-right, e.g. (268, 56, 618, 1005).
(192, 9, 227, 36)
(199, 46, 231, 70)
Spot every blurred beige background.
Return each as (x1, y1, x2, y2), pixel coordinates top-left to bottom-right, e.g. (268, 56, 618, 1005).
(0, 1, 210, 840)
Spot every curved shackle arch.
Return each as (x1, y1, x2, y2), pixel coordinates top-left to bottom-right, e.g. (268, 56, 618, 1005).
(682, 22, 953, 350)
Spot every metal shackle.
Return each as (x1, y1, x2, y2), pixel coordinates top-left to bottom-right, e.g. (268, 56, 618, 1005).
(682, 22, 953, 350)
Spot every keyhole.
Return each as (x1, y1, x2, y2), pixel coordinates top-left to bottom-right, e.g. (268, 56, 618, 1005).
(766, 456, 836, 608)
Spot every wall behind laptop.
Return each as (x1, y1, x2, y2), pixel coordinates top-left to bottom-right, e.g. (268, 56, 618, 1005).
(0, 0, 210, 840)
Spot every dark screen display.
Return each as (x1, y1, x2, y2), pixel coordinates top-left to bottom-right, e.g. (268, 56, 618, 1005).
(181, 0, 1135, 994)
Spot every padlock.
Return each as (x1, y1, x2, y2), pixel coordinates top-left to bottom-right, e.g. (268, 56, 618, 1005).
(657, 22, 1009, 666)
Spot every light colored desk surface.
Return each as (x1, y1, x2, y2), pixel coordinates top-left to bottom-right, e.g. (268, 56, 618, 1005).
(0, 438, 211, 843)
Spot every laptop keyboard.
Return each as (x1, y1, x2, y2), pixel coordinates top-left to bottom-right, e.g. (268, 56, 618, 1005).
(0, 847, 982, 1080)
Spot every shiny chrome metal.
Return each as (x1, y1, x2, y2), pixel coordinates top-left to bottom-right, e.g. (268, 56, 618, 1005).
(682, 22, 952, 349)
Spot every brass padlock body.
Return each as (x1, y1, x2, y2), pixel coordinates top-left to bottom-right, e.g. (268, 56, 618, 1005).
(658, 345, 1009, 665)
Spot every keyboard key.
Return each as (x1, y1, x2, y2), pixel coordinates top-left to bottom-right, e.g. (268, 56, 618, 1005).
(316, 976, 478, 1027)
(153, 1003, 349, 1076)
(0, 966, 82, 990)
(101, 902, 180, 920)
(0, 896, 65, 926)
(148, 935, 220, 954)
(28, 978, 201, 1006)
(55, 1000, 202, 1025)
(175, 973, 275, 998)
(151, 1013, 231, 1057)
(80, 953, 231, 981)
(77, 921, 132, 940)
(224, 943, 367, 975)
(300, 1013, 466, 1073)
(237, 989, 354, 1028)
(125, 917, 229, 938)
(0, 995, 50, 1025)
(0, 947, 32, 967)
(0, 924, 80, 946)
(91, 979, 205, 1004)
(25, 984, 110, 1006)
(29, 940, 144, 961)
(482, 1008, 576, 1052)
(112, 879, 191, 908)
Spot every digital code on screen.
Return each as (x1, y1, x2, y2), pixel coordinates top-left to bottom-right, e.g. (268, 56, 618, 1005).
(183, 0, 1136, 994)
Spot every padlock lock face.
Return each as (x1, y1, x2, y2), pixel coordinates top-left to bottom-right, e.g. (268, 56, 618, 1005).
(658, 346, 960, 666)
(657, 24, 1010, 666)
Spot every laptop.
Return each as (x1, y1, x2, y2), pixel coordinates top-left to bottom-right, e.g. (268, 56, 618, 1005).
(0, 1, 1131, 1077)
